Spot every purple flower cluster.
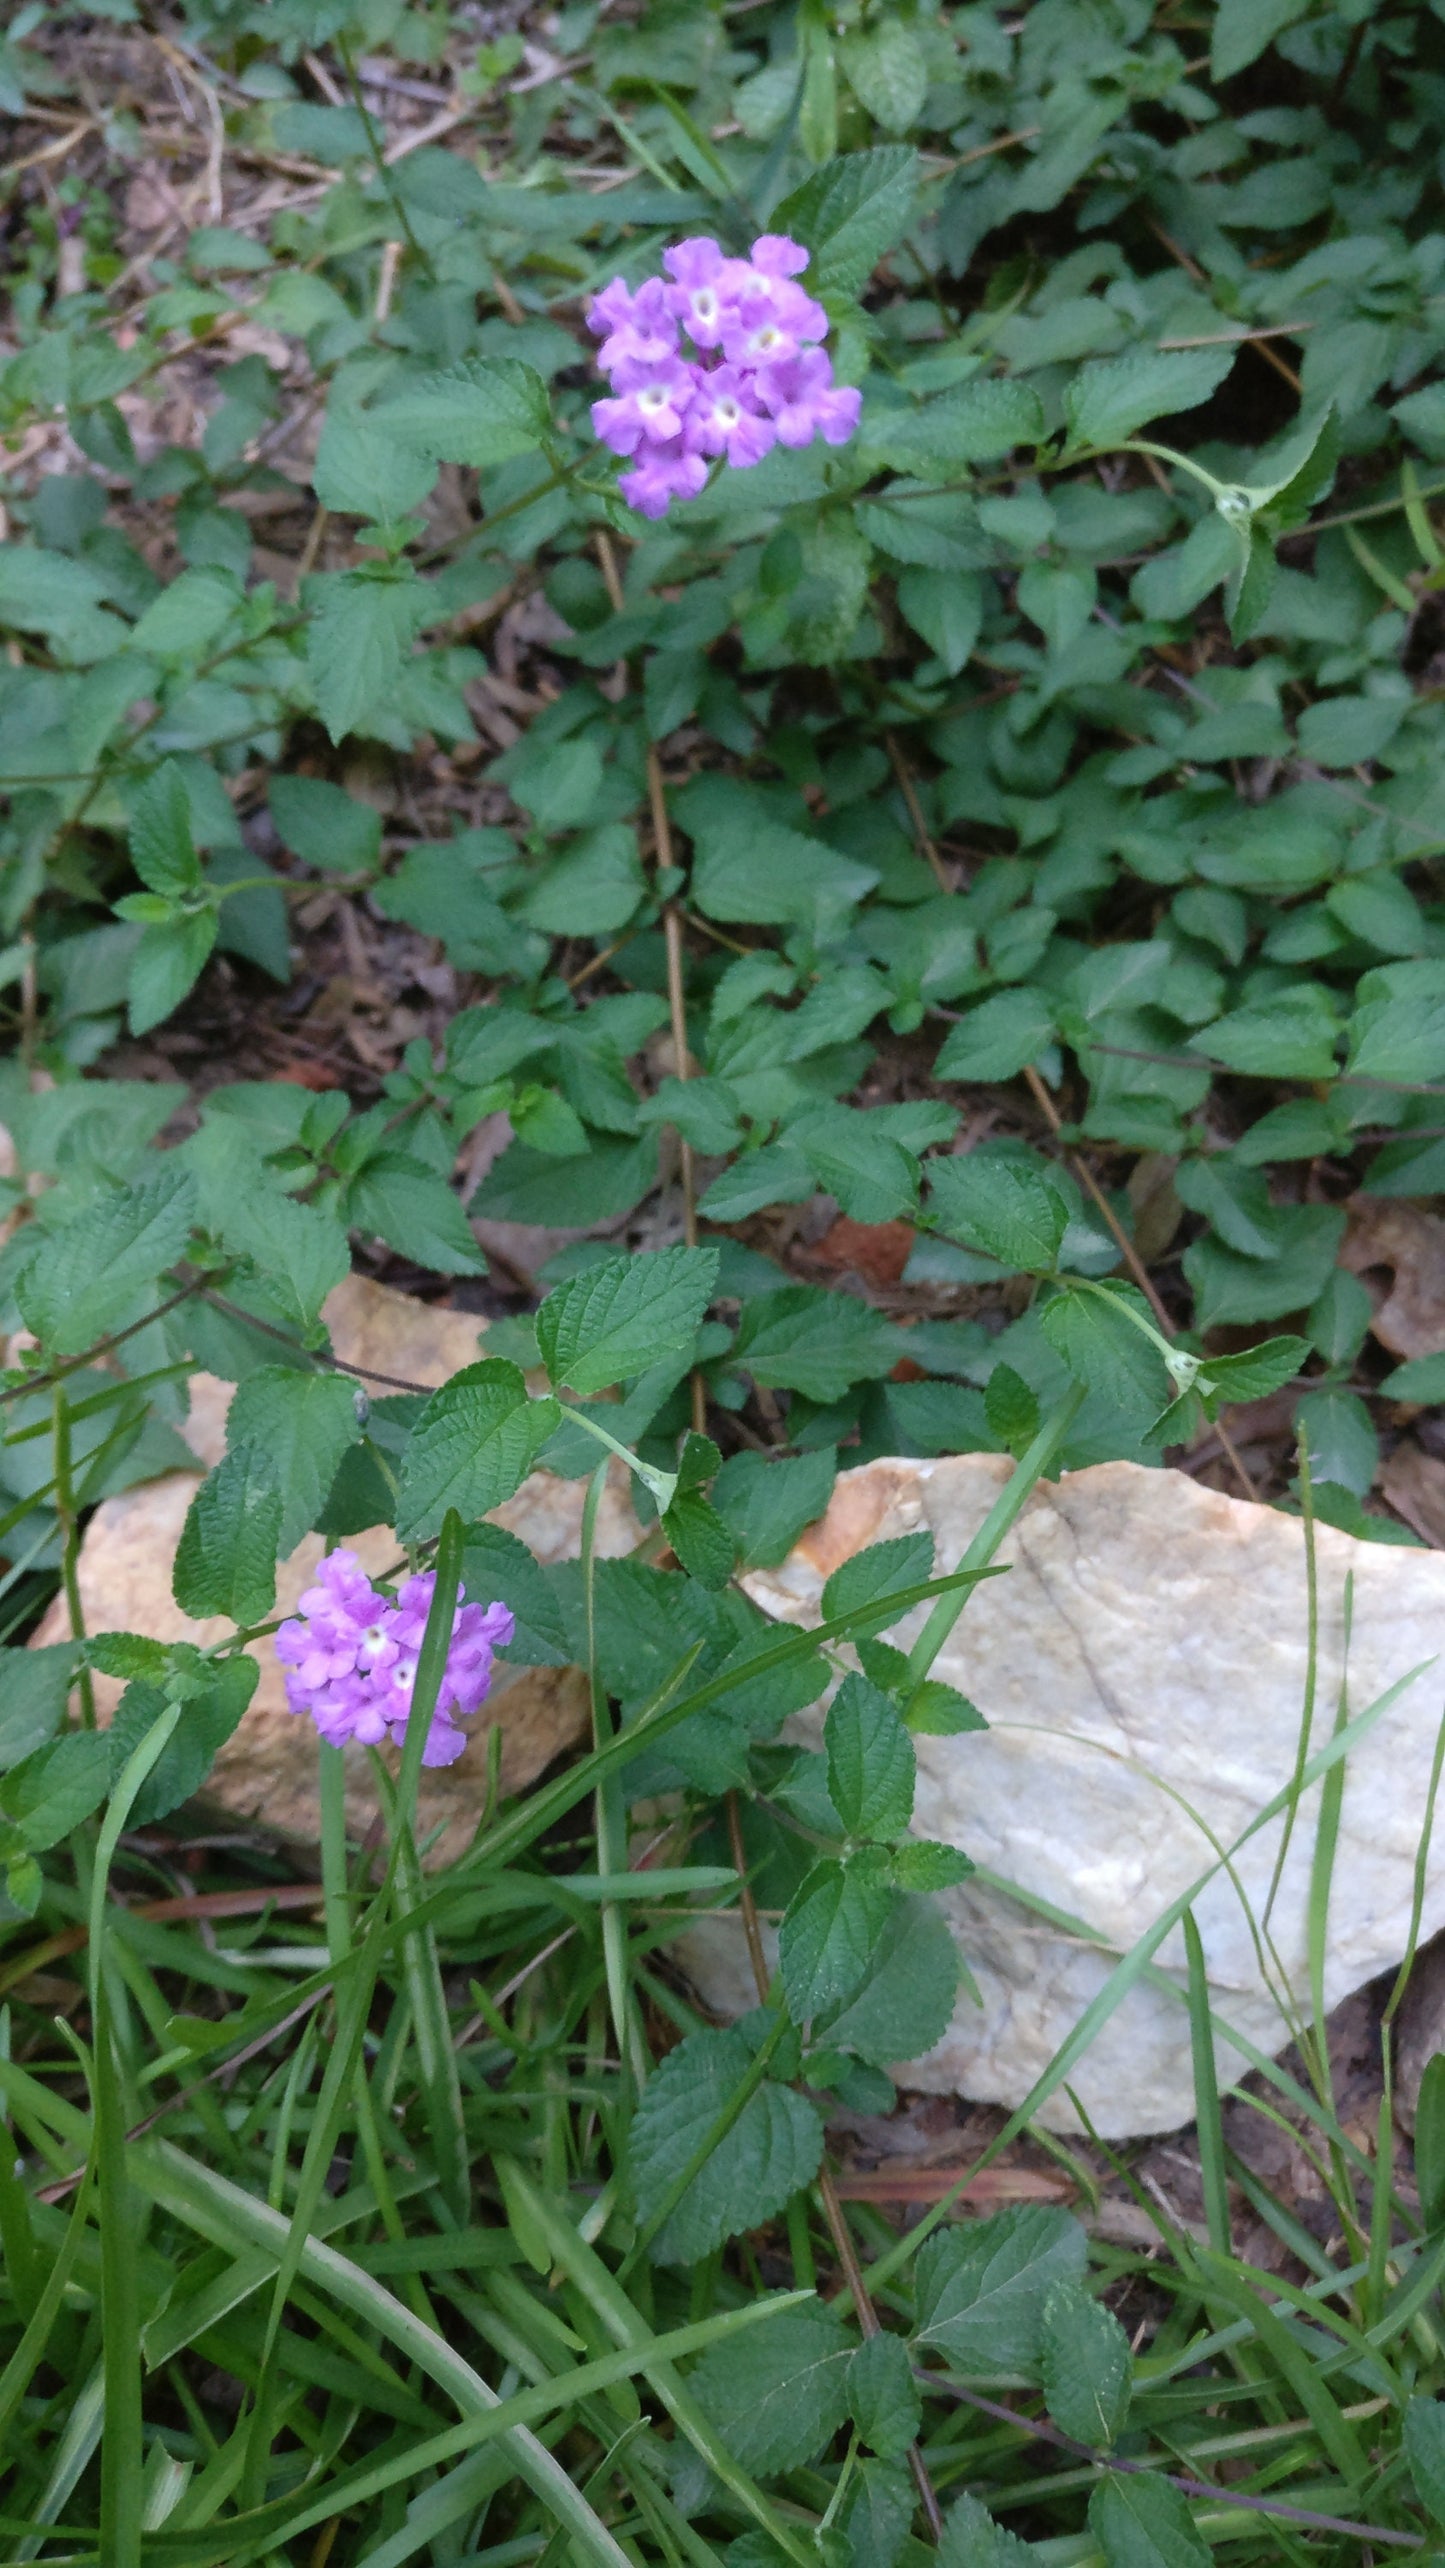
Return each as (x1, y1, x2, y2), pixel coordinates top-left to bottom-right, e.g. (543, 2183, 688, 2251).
(276, 1550, 514, 1769)
(588, 233, 862, 519)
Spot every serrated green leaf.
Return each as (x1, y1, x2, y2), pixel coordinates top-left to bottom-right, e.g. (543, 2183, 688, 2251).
(108, 1656, 258, 1828)
(172, 1441, 283, 1625)
(819, 1891, 960, 2064)
(772, 146, 918, 294)
(713, 1445, 838, 1569)
(937, 989, 1058, 1082)
(663, 1491, 736, 1591)
(1196, 1334, 1307, 1404)
(825, 1673, 915, 1839)
(127, 912, 218, 1035)
(371, 353, 552, 469)
(1087, 2472, 1210, 2567)
(126, 759, 203, 897)
(0, 1646, 76, 1771)
(840, 20, 927, 131)
(1064, 347, 1236, 451)
(892, 1839, 975, 1890)
(690, 2301, 855, 2474)
(312, 403, 439, 522)
(306, 568, 427, 745)
(394, 1360, 560, 1542)
(730, 1287, 899, 1404)
(344, 1150, 485, 1277)
(940, 2491, 1040, 2565)
(628, 2024, 825, 2264)
(0, 1730, 111, 1853)
(220, 1187, 350, 1334)
(914, 2205, 1088, 2373)
(821, 1532, 935, 1636)
(848, 2330, 921, 2458)
(927, 1151, 1070, 1274)
(536, 1245, 719, 1395)
(780, 1850, 899, 2020)
(224, 1366, 363, 1554)
(268, 773, 382, 872)
(17, 1166, 197, 1355)
(1041, 2283, 1132, 2448)
(1039, 1285, 1167, 1416)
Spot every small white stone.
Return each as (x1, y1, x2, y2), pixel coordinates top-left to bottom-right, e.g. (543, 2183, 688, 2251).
(690, 1455, 1445, 2137)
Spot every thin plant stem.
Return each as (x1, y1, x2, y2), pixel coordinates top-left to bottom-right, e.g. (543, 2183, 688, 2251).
(334, 36, 433, 279)
(904, 1380, 1086, 1699)
(52, 1386, 96, 1731)
(582, 1459, 645, 2095)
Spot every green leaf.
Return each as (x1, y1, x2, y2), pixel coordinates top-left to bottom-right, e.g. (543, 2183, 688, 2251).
(129, 568, 240, 660)
(1189, 987, 1340, 1079)
(520, 825, 646, 937)
(984, 1364, 1041, 1454)
(1406, 2396, 1445, 2525)
(825, 1674, 916, 1839)
(1064, 348, 1236, 451)
(1381, 1352, 1445, 1405)
(125, 759, 203, 896)
(772, 146, 918, 294)
(1041, 2283, 1132, 2448)
(927, 1151, 1070, 1274)
(0, 1730, 111, 1852)
(127, 911, 218, 1035)
(1039, 1285, 1167, 1416)
(173, 1442, 284, 1624)
(892, 1838, 975, 1890)
(913, 2206, 1088, 2373)
(780, 1850, 899, 2021)
(395, 1360, 561, 1542)
(1196, 1334, 1308, 1404)
(1297, 1387, 1377, 1496)
(896, 565, 985, 673)
(471, 1134, 659, 1227)
(819, 1892, 960, 2064)
(674, 776, 877, 930)
(663, 1491, 736, 1590)
(306, 568, 426, 745)
(848, 2330, 921, 2457)
(536, 1246, 719, 1395)
(936, 990, 1057, 1082)
(1086, 2472, 1210, 2567)
(1346, 991, 1445, 1084)
(713, 1445, 838, 1568)
(371, 353, 552, 469)
(220, 1188, 350, 1334)
(224, 1367, 363, 1554)
(17, 1166, 197, 1355)
(690, 2301, 855, 2474)
(268, 773, 382, 872)
(840, 21, 927, 131)
(902, 1687, 986, 1740)
(1211, 0, 1310, 79)
(864, 378, 1046, 473)
(940, 2491, 1040, 2565)
(731, 1286, 899, 1404)
(1184, 1206, 1345, 1328)
(108, 1656, 258, 1828)
(787, 1108, 919, 1225)
(344, 1151, 485, 1277)
(0, 1645, 76, 1770)
(628, 2024, 825, 2264)
(1225, 520, 1277, 642)
(821, 1532, 935, 1637)
(313, 403, 439, 522)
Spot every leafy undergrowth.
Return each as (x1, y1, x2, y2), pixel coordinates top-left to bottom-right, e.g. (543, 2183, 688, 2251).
(2, 0, 1445, 2560)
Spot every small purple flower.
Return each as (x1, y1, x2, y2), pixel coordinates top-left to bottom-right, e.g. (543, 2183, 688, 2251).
(618, 438, 709, 518)
(277, 1550, 514, 1770)
(592, 357, 696, 456)
(760, 346, 863, 449)
(588, 274, 677, 374)
(662, 236, 748, 348)
(589, 232, 856, 515)
(685, 365, 776, 468)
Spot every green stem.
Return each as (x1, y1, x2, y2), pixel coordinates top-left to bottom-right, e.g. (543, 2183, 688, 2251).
(567, 1404, 677, 1514)
(335, 35, 433, 280)
(52, 1387, 96, 1732)
(582, 1459, 644, 2096)
(904, 1381, 1086, 1700)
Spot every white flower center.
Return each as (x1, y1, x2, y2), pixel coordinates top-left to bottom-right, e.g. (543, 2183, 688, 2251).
(640, 385, 668, 410)
(692, 288, 717, 320)
(716, 398, 740, 425)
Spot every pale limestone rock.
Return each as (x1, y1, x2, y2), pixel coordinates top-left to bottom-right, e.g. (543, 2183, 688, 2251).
(30, 1274, 640, 1864)
(686, 1455, 1445, 2137)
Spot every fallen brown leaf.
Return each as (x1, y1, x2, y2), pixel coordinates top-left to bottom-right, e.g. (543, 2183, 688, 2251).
(1340, 1197, 1445, 1360)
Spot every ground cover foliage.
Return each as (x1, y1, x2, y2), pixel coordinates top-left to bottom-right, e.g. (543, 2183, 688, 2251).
(2, 0, 1445, 2558)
